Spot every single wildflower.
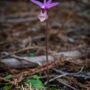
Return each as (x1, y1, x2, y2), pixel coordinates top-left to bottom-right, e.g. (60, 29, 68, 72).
(31, 0, 59, 22)
(31, 1, 59, 88)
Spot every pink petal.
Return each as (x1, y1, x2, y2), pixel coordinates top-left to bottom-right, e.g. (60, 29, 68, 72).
(44, 0, 47, 4)
(47, 2, 59, 9)
(31, 0, 43, 7)
(47, 0, 52, 4)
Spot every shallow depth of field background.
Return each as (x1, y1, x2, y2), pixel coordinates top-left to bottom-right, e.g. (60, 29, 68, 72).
(0, 0, 90, 90)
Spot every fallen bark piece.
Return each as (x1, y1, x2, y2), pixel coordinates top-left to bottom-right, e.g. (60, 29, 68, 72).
(0, 58, 39, 68)
(0, 50, 83, 68)
(0, 51, 81, 68)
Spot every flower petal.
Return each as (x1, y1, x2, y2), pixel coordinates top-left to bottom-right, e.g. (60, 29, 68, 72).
(47, 2, 59, 9)
(31, 0, 43, 7)
(44, 0, 47, 4)
(47, 0, 52, 4)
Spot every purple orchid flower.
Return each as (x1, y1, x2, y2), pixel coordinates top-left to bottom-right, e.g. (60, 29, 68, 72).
(31, 0, 59, 10)
(31, 0, 59, 22)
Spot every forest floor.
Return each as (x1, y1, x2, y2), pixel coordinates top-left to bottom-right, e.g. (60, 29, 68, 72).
(0, 0, 90, 90)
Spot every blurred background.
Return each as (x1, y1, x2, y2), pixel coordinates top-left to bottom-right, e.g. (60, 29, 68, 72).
(0, 0, 90, 55)
(0, 0, 90, 90)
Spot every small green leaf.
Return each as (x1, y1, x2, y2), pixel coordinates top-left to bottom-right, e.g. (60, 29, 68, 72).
(2, 84, 12, 90)
(29, 52, 35, 57)
(4, 74, 12, 80)
(32, 75, 40, 79)
(26, 75, 44, 89)
(3, 85, 11, 90)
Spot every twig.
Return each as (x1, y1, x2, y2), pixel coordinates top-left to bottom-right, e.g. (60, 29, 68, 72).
(57, 79, 78, 90)
(0, 76, 15, 85)
(44, 73, 67, 85)
(44, 69, 78, 90)
(11, 57, 64, 85)
(13, 46, 44, 54)
(53, 68, 90, 80)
